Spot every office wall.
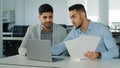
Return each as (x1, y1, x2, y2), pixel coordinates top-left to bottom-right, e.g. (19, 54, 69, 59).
(87, 0, 98, 16)
(0, 0, 3, 58)
(3, 0, 120, 25)
(15, 0, 25, 25)
(3, 0, 15, 11)
(24, 0, 68, 25)
(68, 0, 85, 7)
(109, 0, 120, 10)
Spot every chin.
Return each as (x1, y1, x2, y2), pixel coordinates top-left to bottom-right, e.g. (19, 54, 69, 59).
(75, 26, 80, 29)
(46, 25, 51, 28)
(45, 24, 51, 27)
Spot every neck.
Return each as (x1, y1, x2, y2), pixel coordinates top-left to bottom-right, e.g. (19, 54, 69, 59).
(80, 19, 89, 32)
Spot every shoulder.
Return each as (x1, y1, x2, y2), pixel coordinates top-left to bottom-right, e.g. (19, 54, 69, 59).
(90, 22, 110, 35)
(53, 23, 66, 30)
(28, 24, 40, 31)
(53, 23, 63, 27)
(91, 22, 109, 30)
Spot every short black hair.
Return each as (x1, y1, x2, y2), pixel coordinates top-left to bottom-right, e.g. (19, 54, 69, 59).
(38, 4, 53, 15)
(69, 4, 86, 15)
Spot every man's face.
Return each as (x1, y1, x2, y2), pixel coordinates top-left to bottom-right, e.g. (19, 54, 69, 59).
(69, 9, 83, 28)
(39, 12, 53, 28)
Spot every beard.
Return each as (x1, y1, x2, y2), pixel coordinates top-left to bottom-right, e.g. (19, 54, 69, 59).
(44, 22, 52, 28)
(75, 19, 83, 29)
(75, 23, 81, 29)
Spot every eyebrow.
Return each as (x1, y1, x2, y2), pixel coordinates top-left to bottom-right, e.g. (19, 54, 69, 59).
(70, 14, 75, 18)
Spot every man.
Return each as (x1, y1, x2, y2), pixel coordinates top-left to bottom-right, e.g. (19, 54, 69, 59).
(52, 4, 119, 60)
(18, 4, 67, 56)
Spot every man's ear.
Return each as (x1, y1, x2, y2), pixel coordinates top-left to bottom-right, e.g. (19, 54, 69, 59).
(81, 12, 86, 19)
(38, 15, 41, 20)
(81, 12, 86, 17)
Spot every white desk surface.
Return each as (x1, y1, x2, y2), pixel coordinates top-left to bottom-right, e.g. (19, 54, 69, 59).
(0, 55, 120, 68)
(0, 64, 44, 68)
(3, 37, 23, 40)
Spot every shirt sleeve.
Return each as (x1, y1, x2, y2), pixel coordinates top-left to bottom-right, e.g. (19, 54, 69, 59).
(52, 29, 76, 55)
(100, 26, 119, 59)
(18, 27, 32, 56)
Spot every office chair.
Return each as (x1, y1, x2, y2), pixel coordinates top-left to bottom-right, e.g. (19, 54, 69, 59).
(3, 25, 29, 56)
(59, 24, 67, 29)
(11, 25, 29, 37)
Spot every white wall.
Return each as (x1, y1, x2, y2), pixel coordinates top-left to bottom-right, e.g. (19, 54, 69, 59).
(15, 0, 25, 25)
(109, 0, 120, 10)
(24, 0, 68, 25)
(98, 0, 109, 25)
(0, 0, 3, 58)
(87, 0, 98, 16)
(4, 0, 120, 26)
(67, 0, 85, 7)
(109, 0, 120, 26)
(3, 0, 68, 25)
(3, 0, 15, 11)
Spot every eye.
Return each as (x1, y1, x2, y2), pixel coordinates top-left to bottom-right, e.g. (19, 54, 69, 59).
(72, 15, 76, 18)
(43, 16, 47, 19)
(70, 15, 76, 19)
(49, 16, 53, 18)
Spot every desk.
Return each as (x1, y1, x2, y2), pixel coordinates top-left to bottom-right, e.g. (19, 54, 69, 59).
(0, 55, 68, 68)
(0, 64, 42, 68)
(0, 55, 120, 68)
(3, 37, 23, 40)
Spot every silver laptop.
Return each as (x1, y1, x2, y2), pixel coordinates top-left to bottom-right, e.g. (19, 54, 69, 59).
(26, 40, 53, 62)
(26, 40, 63, 62)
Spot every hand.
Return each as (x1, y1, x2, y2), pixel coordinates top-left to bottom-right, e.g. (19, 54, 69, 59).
(84, 51, 99, 60)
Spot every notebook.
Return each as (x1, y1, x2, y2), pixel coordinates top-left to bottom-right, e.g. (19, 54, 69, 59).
(26, 40, 63, 62)
(64, 36, 100, 60)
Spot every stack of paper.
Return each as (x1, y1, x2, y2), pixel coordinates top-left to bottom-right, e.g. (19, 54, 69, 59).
(64, 36, 100, 60)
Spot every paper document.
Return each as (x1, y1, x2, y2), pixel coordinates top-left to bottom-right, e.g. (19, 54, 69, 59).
(64, 36, 100, 60)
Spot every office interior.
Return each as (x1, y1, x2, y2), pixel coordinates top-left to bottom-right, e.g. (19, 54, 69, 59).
(0, 0, 120, 58)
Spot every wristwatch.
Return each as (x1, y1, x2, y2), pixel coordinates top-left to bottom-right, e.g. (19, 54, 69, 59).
(97, 52, 101, 58)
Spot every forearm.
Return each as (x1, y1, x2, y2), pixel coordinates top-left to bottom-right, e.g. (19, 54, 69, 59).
(52, 42, 66, 56)
(18, 37, 27, 56)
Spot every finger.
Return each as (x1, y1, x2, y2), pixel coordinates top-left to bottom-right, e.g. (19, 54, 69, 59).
(84, 53, 88, 57)
(84, 52, 91, 59)
(87, 51, 94, 54)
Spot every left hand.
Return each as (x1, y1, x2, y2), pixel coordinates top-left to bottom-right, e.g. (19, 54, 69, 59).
(84, 51, 99, 60)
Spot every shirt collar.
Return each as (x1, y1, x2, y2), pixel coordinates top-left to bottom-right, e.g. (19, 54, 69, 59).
(87, 20, 93, 32)
(78, 20, 93, 33)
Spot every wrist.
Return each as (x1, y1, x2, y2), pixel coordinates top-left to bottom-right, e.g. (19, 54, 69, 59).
(97, 52, 101, 58)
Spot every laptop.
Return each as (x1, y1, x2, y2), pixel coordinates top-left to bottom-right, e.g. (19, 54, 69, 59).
(26, 40, 63, 62)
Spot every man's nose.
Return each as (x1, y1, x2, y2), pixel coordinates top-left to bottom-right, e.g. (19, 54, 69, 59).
(46, 18, 50, 22)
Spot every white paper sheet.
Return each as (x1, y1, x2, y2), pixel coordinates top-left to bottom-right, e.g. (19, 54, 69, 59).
(64, 36, 100, 60)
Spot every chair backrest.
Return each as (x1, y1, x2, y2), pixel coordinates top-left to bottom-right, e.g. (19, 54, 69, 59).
(3, 23, 9, 32)
(59, 24, 67, 29)
(11, 25, 29, 37)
